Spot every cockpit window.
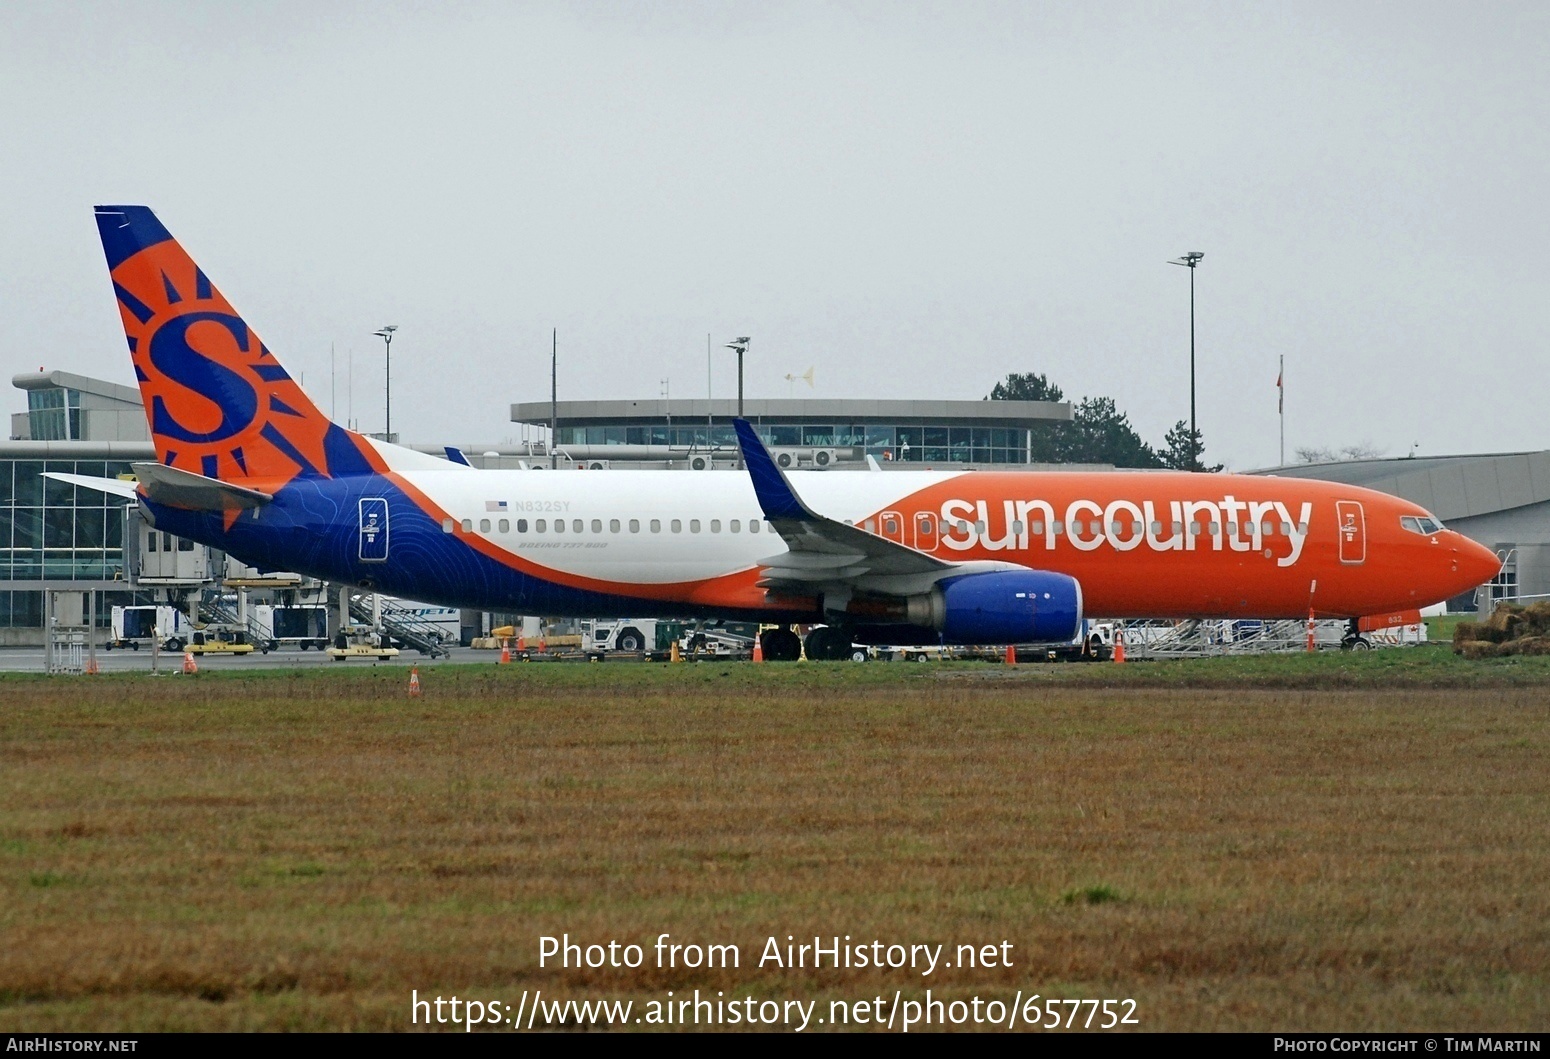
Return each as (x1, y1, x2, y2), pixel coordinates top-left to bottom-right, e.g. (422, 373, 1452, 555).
(1401, 515, 1444, 535)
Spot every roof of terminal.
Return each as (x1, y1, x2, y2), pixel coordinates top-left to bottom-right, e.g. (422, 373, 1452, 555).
(511, 397, 1070, 426)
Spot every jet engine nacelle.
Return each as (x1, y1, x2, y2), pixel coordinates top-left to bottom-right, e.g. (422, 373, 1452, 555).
(905, 570, 1083, 645)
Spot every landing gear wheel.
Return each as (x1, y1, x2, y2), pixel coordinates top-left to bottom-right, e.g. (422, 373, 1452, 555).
(803, 625, 855, 661)
(849, 647, 870, 663)
(1344, 636, 1372, 651)
(761, 628, 802, 662)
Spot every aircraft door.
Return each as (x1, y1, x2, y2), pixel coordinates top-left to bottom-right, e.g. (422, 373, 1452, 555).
(358, 498, 390, 562)
(1336, 500, 1366, 564)
(913, 511, 939, 552)
(879, 510, 905, 545)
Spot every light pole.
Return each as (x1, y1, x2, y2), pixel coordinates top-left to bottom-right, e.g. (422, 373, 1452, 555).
(372, 325, 397, 440)
(724, 336, 750, 468)
(1167, 252, 1204, 468)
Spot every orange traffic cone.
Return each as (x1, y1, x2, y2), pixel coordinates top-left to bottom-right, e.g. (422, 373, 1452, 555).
(84, 658, 99, 675)
(538, 636, 547, 654)
(499, 641, 511, 664)
(516, 632, 527, 652)
(1004, 644, 1017, 665)
(1305, 609, 1316, 653)
(670, 640, 681, 663)
(1112, 632, 1126, 663)
(752, 634, 764, 663)
(408, 666, 422, 697)
(182, 651, 197, 675)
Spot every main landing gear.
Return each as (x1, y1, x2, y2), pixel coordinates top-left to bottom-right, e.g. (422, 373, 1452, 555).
(759, 627, 802, 662)
(1341, 618, 1371, 651)
(802, 625, 866, 662)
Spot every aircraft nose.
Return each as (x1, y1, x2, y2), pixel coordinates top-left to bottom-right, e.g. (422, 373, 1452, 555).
(1451, 536, 1501, 592)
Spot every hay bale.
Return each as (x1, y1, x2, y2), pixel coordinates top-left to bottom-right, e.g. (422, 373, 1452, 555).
(1452, 621, 1485, 646)
(1521, 601, 1550, 636)
(1457, 640, 1505, 659)
(1513, 635, 1550, 657)
(1484, 604, 1525, 635)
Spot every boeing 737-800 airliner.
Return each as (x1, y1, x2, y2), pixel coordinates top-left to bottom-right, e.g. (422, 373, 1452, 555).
(56, 206, 1499, 660)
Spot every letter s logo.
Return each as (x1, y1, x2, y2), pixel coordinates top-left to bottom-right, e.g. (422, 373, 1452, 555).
(145, 312, 260, 444)
(940, 499, 977, 551)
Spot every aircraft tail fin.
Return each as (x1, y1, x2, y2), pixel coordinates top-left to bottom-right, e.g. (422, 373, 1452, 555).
(93, 205, 384, 488)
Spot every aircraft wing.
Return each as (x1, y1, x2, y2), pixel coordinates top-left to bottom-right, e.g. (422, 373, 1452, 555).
(734, 418, 1014, 598)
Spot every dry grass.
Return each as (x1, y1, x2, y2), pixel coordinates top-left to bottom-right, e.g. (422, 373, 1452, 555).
(1, 663, 1547, 1031)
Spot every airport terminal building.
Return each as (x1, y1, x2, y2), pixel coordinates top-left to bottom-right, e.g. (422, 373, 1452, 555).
(1, 367, 1544, 639)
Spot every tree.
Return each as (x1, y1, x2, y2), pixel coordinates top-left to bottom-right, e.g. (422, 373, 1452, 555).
(987, 372, 1067, 461)
(987, 372, 1064, 403)
(1161, 420, 1223, 473)
(1295, 443, 1386, 464)
(1059, 397, 1164, 468)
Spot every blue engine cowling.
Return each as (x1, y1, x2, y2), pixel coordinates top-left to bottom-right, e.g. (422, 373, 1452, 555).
(935, 570, 1083, 644)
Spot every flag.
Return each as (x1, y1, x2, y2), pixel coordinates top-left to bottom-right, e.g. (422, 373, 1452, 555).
(485, 500, 508, 512)
(1276, 362, 1283, 414)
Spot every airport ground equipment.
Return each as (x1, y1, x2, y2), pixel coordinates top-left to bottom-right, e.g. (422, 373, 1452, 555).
(107, 604, 191, 651)
(327, 624, 401, 662)
(185, 625, 258, 655)
(346, 595, 450, 657)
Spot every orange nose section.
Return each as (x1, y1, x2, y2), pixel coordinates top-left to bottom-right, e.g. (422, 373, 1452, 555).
(1453, 536, 1501, 595)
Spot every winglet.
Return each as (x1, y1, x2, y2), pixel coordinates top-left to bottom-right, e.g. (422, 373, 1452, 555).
(444, 446, 472, 466)
(733, 418, 813, 521)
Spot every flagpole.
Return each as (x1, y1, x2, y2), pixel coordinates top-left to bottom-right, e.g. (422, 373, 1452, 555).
(1278, 354, 1285, 467)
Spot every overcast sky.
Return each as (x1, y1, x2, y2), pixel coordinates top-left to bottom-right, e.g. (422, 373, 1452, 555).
(2, 1, 1546, 468)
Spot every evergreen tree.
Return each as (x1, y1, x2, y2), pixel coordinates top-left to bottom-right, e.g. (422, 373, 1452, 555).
(987, 372, 1065, 403)
(1060, 397, 1163, 468)
(1161, 420, 1223, 472)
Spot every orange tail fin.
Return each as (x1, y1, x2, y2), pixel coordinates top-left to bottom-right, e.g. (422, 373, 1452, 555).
(94, 205, 383, 489)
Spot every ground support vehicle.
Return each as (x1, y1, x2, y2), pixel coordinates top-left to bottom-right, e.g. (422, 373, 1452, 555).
(326, 625, 400, 662)
(106, 605, 191, 651)
(185, 625, 259, 655)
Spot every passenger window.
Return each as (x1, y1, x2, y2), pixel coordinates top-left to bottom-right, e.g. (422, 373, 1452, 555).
(1031, 521, 1044, 535)
(730, 520, 741, 532)
(1208, 522, 1220, 534)
(1149, 521, 1162, 534)
(750, 521, 760, 534)
(976, 521, 987, 534)
(573, 519, 583, 533)
(710, 519, 721, 532)
(1011, 520, 1024, 535)
(609, 519, 620, 533)
(442, 518, 454, 534)
(480, 518, 491, 532)
(461, 519, 473, 533)
(517, 519, 528, 532)
(591, 519, 602, 533)
(554, 519, 565, 533)
(498, 519, 510, 533)
(651, 519, 661, 533)
(629, 519, 639, 533)
(690, 519, 701, 533)
(671, 519, 682, 533)
(536, 518, 546, 532)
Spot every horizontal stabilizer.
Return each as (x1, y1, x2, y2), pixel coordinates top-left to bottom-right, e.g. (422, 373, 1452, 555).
(42, 472, 140, 500)
(131, 462, 272, 511)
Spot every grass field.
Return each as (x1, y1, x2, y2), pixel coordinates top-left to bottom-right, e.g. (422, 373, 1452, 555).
(2, 652, 1548, 1032)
